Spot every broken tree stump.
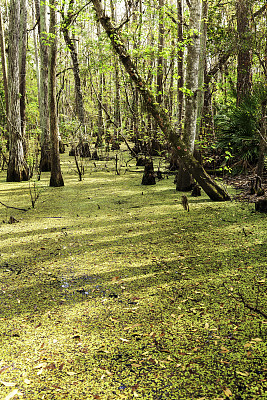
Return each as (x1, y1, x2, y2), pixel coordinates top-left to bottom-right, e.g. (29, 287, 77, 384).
(255, 198, 267, 213)
(142, 160, 156, 185)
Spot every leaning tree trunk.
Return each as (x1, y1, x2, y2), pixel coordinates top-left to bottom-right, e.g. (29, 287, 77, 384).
(91, 0, 230, 201)
(176, 0, 202, 191)
(7, 0, 29, 182)
(49, 0, 64, 187)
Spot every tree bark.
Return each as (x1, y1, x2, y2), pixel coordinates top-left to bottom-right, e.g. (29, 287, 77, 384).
(176, 0, 202, 191)
(156, 0, 164, 105)
(91, 0, 230, 201)
(196, 0, 208, 141)
(7, 0, 29, 182)
(236, 0, 252, 106)
(110, 0, 121, 146)
(256, 10, 267, 177)
(256, 100, 267, 177)
(0, 8, 8, 120)
(61, 0, 85, 129)
(95, 23, 105, 146)
(35, 0, 51, 171)
(19, 0, 27, 144)
(177, 0, 184, 134)
(49, 0, 64, 187)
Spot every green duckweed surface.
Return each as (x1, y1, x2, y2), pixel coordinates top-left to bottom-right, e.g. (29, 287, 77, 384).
(0, 153, 266, 399)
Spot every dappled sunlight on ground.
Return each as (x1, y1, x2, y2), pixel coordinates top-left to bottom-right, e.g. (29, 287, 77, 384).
(0, 154, 266, 399)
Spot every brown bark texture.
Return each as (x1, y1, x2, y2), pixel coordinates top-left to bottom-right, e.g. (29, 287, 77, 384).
(19, 0, 27, 141)
(0, 9, 8, 119)
(91, 0, 230, 201)
(61, 0, 85, 127)
(256, 100, 267, 177)
(35, 0, 51, 172)
(236, 0, 252, 106)
(7, 0, 29, 182)
(156, 0, 164, 104)
(49, 0, 64, 187)
(177, 0, 184, 133)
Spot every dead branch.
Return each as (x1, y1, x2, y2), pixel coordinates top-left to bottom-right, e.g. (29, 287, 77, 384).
(237, 291, 267, 319)
(223, 283, 267, 320)
(0, 201, 29, 212)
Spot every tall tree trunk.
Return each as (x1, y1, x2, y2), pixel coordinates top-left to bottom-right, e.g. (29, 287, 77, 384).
(256, 10, 267, 177)
(49, 0, 64, 187)
(256, 100, 267, 177)
(91, 0, 230, 201)
(7, 0, 29, 182)
(110, 0, 121, 146)
(236, 0, 252, 106)
(168, 41, 175, 121)
(95, 24, 105, 147)
(156, 0, 164, 105)
(195, 0, 208, 149)
(0, 8, 8, 120)
(170, 0, 184, 170)
(61, 0, 85, 134)
(97, 72, 105, 146)
(35, 0, 51, 171)
(176, 0, 202, 191)
(32, 4, 41, 111)
(19, 0, 27, 145)
(177, 0, 184, 134)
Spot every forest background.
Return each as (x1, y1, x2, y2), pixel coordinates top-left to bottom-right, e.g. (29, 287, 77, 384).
(0, 0, 266, 399)
(0, 0, 266, 188)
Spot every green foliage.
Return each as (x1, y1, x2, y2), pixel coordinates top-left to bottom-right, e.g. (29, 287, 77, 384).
(59, 118, 81, 140)
(214, 94, 261, 166)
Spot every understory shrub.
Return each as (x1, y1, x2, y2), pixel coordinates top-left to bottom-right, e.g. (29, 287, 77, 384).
(214, 94, 261, 170)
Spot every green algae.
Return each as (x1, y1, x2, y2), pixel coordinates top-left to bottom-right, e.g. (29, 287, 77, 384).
(0, 153, 266, 399)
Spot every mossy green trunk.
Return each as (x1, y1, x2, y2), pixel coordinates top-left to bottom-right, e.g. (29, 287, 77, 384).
(92, 0, 230, 201)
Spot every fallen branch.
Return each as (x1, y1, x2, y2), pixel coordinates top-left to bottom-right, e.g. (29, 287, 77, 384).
(0, 201, 29, 212)
(237, 291, 267, 319)
(223, 283, 267, 320)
